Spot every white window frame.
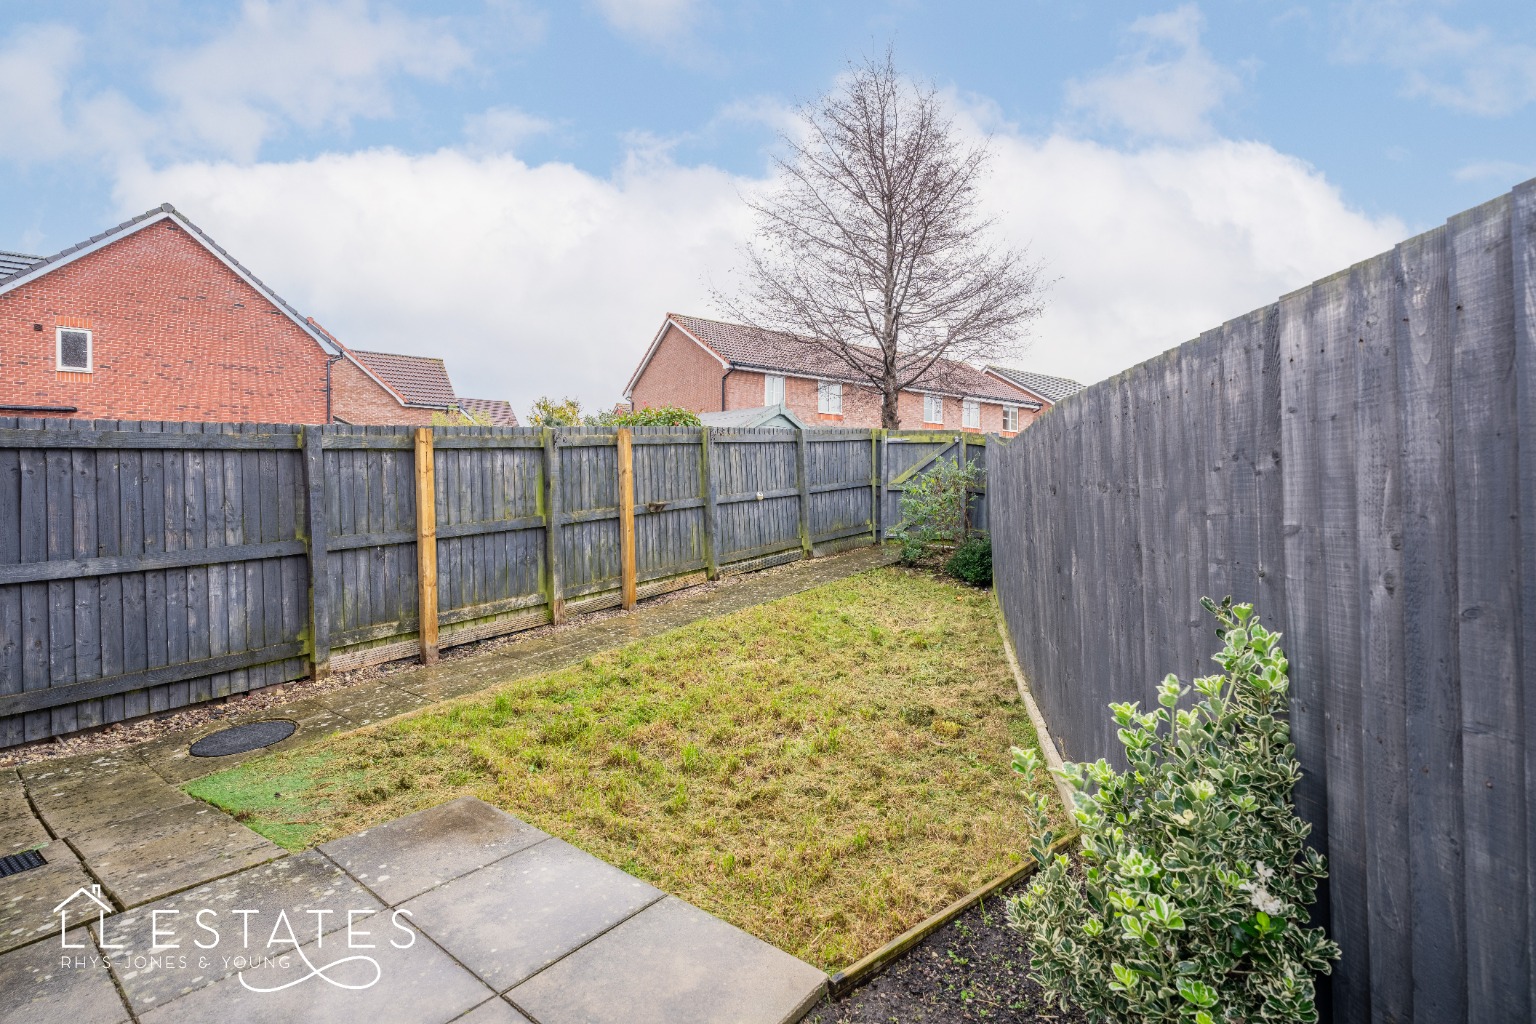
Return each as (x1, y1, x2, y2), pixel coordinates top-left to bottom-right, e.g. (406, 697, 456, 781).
(56, 327, 92, 372)
(923, 393, 943, 424)
(1003, 405, 1019, 432)
(817, 379, 842, 415)
(962, 398, 981, 429)
(763, 373, 785, 406)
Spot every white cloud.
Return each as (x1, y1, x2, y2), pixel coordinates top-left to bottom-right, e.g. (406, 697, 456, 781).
(152, 0, 472, 160)
(463, 107, 554, 154)
(590, 0, 703, 45)
(113, 147, 755, 419)
(1065, 4, 1241, 142)
(112, 103, 1404, 416)
(1336, 0, 1536, 116)
(1453, 159, 1536, 185)
(0, 23, 152, 166)
(973, 129, 1405, 386)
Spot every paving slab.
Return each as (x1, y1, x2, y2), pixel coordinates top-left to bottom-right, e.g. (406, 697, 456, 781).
(136, 700, 352, 786)
(0, 768, 33, 823)
(453, 997, 534, 1024)
(0, 927, 132, 1024)
(320, 796, 547, 906)
(401, 836, 662, 992)
(0, 841, 109, 955)
(96, 849, 382, 1014)
(508, 896, 827, 1024)
(69, 802, 283, 908)
(316, 680, 433, 728)
(138, 910, 494, 1024)
(27, 765, 197, 838)
(0, 801, 50, 857)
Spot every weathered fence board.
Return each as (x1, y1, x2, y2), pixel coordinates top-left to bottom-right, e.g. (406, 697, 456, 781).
(1, 421, 989, 745)
(991, 177, 1536, 1024)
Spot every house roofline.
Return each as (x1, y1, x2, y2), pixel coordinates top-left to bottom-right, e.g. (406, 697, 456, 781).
(622, 314, 730, 400)
(0, 204, 342, 359)
(982, 366, 1058, 407)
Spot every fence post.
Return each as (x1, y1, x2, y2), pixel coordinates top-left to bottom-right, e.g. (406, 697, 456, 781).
(413, 427, 439, 665)
(301, 425, 331, 678)
(796, 428, 813, 558)
(700, 427, 719, 579)
(543, 427, 565, 624)
(618, 427, 638, 609)
(879, 429, 892, 541)
(869, 429, 880, 545)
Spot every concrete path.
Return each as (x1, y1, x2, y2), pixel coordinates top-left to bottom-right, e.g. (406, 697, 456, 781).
(2, 798, 827, 1024)
(0, 546, 894, 1021)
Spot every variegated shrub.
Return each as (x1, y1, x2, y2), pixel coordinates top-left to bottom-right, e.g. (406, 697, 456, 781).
(1007, 598, 1339, 1023)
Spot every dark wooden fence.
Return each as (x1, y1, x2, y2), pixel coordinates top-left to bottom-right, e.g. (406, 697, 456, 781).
(0, 422, 989, 748)
(990, 178, 1536, 1023)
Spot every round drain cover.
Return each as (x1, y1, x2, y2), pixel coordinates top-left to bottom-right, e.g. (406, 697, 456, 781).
(190, 720, 297, 757)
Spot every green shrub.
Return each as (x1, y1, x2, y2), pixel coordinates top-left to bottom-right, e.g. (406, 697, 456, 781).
(1007, 598, 1338, 1024)
(945, 535, 992, 586)
(607, 405, 703, 427)
(892, 457, 982, 561)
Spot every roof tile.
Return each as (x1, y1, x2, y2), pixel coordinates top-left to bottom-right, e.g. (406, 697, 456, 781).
(668, 314, 1038, 406)
(349, 349, 458, 408)
(984, 365, 1085, 404)
(457, 397, 519, 426)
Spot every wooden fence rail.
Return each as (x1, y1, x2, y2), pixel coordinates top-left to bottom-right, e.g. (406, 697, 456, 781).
(990, 178, 1536, 1024)
(0, 422, 989, 747)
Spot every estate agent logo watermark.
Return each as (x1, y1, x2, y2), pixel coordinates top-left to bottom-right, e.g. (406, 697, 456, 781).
(53, 884, 418, 992)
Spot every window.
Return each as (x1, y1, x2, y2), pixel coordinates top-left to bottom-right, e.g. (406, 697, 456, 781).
(817, 380, 842, 415)
(923, 393, 943, 424)
(764, 374, 785, 405)
(962, 398, 981, 429)
(1003, 405, 1020, 432)
(56, 328, 92, 372)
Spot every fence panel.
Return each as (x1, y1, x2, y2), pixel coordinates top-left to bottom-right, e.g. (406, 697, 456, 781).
(990, 179, 1536, 1024)
(0, 422, 991, 745)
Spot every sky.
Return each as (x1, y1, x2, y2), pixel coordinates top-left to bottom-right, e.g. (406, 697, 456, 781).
(1, 1, 1532, 419)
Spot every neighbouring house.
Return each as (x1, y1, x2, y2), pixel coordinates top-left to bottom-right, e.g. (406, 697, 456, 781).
(624, 313, 1050, 435)
(456, 397, 519, 426)
(982, 365, 1084, 407)
(0, 203, 516, 427)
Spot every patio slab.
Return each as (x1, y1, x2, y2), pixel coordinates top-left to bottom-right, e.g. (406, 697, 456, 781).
(0, 841, 107, 956)
(454, 997, 534, 1024)
(508, 896, 828, 1024)
(136, 910, 495, 1024)
(96, 849, 383, 1014)
(316, 680, 433, 728)
(401, 836, 663, 992)
(0, 927, 132, 1024)
(69, 802, 283, 908)
(26, 764, 197, 838)
(319, 796, 546, 905)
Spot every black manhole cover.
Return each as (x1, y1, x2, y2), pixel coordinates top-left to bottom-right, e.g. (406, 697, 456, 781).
(190, 720, 297, 757)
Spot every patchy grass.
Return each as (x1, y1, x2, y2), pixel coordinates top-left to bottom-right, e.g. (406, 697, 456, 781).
(185, 567, 1062, 970)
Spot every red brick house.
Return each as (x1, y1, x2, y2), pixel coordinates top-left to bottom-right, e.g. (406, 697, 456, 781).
(624, 313, 1065, 435)
(0, 204, 515, 427)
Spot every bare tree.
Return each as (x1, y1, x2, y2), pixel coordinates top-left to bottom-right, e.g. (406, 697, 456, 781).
(717, 50, 1048, 428)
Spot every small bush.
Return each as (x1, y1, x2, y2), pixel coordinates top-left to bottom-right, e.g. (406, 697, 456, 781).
(1007, 598, 1339, 1024)
(892, 457, 983, 561)
(945, 535, 992, 586)
(600, 405, 704, 427)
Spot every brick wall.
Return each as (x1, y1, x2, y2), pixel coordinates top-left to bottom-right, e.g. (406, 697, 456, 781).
(0, 220, 332, 422)
(330, 356, 436, 425)
(629, 324, 728, 412)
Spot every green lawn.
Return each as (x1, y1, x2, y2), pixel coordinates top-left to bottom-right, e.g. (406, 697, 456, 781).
(186, 567, 1060, 970)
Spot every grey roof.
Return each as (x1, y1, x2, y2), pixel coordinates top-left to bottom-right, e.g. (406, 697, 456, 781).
(697, 404, 806, 429)
(0, 204, 339, 355)
(0, 251, 42, 281)
(457, 397, 519, 426)
(666, 314, 1038, 405)
(984, 366, 1085, 404)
